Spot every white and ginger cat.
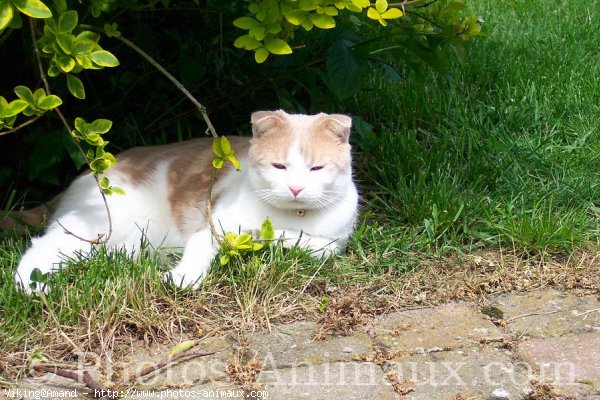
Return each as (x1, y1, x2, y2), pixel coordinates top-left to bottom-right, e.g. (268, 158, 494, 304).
(14, 110, 359, 291)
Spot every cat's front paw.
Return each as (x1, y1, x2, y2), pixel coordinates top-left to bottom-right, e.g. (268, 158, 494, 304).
(273, 229, 302, 247)
(166, 260, 210, 290)
(14, 253, 54, 294)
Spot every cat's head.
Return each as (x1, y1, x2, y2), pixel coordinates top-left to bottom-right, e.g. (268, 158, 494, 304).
(248, 110, 353, 210)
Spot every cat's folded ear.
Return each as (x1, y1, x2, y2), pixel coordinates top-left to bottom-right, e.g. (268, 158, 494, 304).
(251, 110, 288, 138)
(317, 114, 352, 143)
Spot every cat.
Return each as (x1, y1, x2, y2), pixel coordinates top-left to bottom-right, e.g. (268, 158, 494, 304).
(13, 110, 359, 291)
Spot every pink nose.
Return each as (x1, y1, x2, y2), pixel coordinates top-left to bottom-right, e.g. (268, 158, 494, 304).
(289, 186, 304, 197)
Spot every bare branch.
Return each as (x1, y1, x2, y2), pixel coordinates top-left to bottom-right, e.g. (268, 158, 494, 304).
(113, 34, 219, 139)
(107, 32, 224, 242)
(31, 348, 216, 397)
(31, 365, 106, 397)
(0, 116, 42, 137)
(28, 19, 113, 244)
(130, 349, 216, 382)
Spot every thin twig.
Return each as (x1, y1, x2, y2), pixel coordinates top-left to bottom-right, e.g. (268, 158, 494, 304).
(56, 220, 107, 245)
(575, 307, 600, 318)
(0, 116, 41, 137)
(205, 168, 222, 244)
(505, 310, 561, 323)
(113, 34, 218, 139)
(29, 19, 113, 244)
(31, 365, 106, 394)
(109, 32, 223, 242)
(31, 348, 216, 396)
(130, 349, 216, 382)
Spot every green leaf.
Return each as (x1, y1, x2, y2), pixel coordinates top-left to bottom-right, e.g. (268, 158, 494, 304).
(14, 85, 34, 104)
(85, 133, 104, 146)
(55, 32, 74, 54)
(233, 34, 262, 51)
(299, 0, 317, 11)
(260, 217, 274, 240)
(249, 24, 266, 40)
(1, 99, 27, 118)
(212, 136, 223, 156)
(54, 0, 66, 13)
(284, 9, 307, 26)
(228, 156, 241, 171)
(220, 136, 231, 155)
(11, 0, 51, 18)
(7, 7, 21, 28)
(30, 268, 47, 283)
(219, 254, 230, 265)
(375, 0, 388, 13)
(323, 6, 338, 16)
(326, 39, 368, 99)
(233, 16, 259, 29)
(109, 186, 125, 195)
(103, 22, 120, 38)
(90, 158, 109, 173)
(104, 152, 116, 164)
(0, 1, 14, 31)
(170, 340, 196, 357)
(77, 31, 100, 43)
(47, 63, 61, 77)
(381, 7, 402, 19)
(301, 17, 314, 30)
(266, 23, 281, 34)
(310, 13, 335, 29)
(89, 118, 112, 134)
(39, 94, 62, 109)
(55, 53, 75, 72)
(71, 39, 96, 55)
(235, 233, 252, 246)
(32, 88, 46, 106)
(89, 50, 119, 67)
(367, 7, 381, 21)
(254, 47, 270, 63)
(66, 74, 85, 99)
(212, 158, 224, 169)
(264, 38, 292, 55)
(99, 176, 109, 189)
(75, 54, 93, 69)
(351, 0, 369, 8)
(74, 117, 87, 134)
(58, 9, 77, 32)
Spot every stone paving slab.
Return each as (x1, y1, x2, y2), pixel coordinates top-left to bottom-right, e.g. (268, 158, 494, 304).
(518, 331, 600, 397)
(371, 303, 505, 353)
(256, 361, 397, 400)
(248, 321, 373, 369)
(387, 345, 531, 400)
(6, 291, 600, 400)
(493, 289, 600, 338)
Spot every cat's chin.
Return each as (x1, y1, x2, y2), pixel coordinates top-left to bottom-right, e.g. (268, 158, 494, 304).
(269, 198, 324, 211)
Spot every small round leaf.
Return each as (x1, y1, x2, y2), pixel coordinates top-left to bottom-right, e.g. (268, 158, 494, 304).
(90, 50, 119, 67)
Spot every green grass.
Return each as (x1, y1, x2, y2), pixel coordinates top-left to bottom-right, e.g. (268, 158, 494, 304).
(2, 0, 600, 364)
(351, 0, 600, 255)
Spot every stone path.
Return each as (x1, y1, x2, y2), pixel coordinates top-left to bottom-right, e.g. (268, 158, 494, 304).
(6, 288, 600, 400)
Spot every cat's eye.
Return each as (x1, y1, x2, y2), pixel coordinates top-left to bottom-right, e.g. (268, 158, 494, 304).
(272, 163, 286, 170)
(310, 165, 324, 171)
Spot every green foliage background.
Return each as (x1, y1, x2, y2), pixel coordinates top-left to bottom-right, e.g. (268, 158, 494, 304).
(0, 0, 482, 205)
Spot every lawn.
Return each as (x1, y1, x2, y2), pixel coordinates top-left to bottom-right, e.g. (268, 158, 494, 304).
(1, 0, 600, 379)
